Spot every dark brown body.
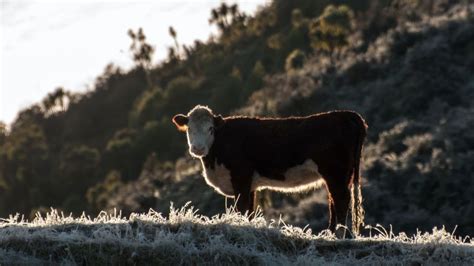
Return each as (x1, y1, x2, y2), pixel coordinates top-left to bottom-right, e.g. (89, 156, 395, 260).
(202, 110, 367, 233)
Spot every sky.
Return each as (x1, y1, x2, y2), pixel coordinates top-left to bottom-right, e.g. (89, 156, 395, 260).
(0, 0, 267, 126)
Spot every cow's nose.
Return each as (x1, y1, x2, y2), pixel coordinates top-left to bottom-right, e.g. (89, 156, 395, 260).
(192, 145, 205, 154)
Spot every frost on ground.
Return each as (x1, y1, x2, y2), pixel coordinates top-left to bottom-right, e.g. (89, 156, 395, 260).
(0, 203, 472, 265)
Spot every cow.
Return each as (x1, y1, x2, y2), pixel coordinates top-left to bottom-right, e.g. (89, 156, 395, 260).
(172, 105, 367, 235)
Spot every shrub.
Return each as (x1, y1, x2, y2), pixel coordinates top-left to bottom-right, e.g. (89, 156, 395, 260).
(285, 49, 306, 71)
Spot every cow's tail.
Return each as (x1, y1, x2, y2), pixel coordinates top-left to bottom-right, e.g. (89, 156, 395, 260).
(351, 113, 367, 236)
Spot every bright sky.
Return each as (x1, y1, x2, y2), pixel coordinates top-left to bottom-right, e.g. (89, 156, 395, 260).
(0, 0, 267, 126)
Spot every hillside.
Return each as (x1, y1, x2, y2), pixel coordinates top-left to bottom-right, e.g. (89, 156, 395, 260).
(1, 0, 474, 244)
(0, 206, 472, 264)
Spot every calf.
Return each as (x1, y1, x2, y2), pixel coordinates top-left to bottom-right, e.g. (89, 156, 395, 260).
(172, 105, 367, 234)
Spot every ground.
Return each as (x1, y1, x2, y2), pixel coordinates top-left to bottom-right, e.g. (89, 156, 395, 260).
(0, 203, 472, 265)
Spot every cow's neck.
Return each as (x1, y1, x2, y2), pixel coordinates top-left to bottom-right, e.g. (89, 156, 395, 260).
(198, 138, 234, 197)
(201, 142, 217, 170)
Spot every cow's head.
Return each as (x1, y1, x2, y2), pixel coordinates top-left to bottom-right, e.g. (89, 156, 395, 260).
(172, 105, 224, 158)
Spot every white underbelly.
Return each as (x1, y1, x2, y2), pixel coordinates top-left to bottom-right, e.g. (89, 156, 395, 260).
(201, 160, 234, 197)
(252, 159, 325, 192)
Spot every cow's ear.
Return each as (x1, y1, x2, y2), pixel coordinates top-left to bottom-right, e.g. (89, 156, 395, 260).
(214, 115, 225, 129)
(172, 114, 188, 132)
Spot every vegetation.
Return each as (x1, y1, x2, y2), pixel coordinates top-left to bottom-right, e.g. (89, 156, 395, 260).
(0, 0, 473, 248)
(0, 206, 472, 264)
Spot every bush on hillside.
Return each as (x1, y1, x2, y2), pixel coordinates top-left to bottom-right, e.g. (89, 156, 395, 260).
(285, 49, 306, 71)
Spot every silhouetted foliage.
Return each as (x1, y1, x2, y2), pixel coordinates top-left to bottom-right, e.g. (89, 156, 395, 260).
(309, 5, 354, 53)
(128, 28, 155, 69)
(86, 170, 124, 211)
(0, 122, 6, 146)
(285, 49, 306, 71)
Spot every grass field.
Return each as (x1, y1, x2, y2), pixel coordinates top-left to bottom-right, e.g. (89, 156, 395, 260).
(0, 203, 472, 265)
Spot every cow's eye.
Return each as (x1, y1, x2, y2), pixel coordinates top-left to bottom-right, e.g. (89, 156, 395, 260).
(209, 126, 215, 134)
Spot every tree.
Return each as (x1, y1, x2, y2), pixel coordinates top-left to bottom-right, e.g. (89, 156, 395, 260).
(245, 60, 266, 97)
(128, 28, 155, 69)
(168, 26, 181, 59)
(248, 6, 277, 37)
(211, 75, 243, 114)
(104, 128, 139, 180)
(309, 5, 354, 53)
(86, 170, 124, 211)
(161, 76, 202, 116)
(0, 122, 6, 146)
(58, 145, 100, 212)
(137, 119, 184, 162)
(41, 87, 72, 116)
(129, 87, 164, 127)
(128, 28, 155, 88)
(291, 8, 305, 28)
(209, 3, 246, 34)
(1, 121, 49, 215)
(267, 34, 283, 50)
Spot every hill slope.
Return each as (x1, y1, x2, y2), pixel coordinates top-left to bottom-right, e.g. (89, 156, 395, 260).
(0, 205, 472, 265)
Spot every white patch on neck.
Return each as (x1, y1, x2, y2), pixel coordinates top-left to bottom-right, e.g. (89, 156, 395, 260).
(200, 160, 234, 197)
(252, 159, 324, 193)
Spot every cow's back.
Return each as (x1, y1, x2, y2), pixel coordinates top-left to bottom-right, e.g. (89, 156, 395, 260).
(213, 111, 364, 179)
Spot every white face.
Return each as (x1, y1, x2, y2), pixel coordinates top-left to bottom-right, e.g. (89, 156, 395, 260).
(186, 117, 215, 158)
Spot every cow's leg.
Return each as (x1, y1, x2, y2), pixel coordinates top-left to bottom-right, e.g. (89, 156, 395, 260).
(249, 190, 257, 212)
(231, 170, 254, 216)
(234, 188, 251, 216)
(248, 190, 258, 219)
(327, 194, 337, 232)
(326, 178, 351, 238)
